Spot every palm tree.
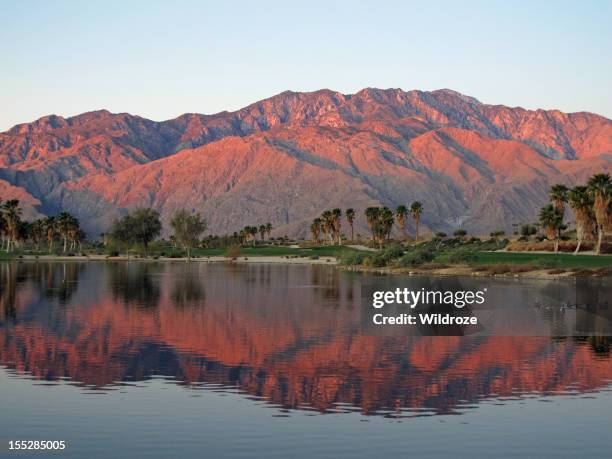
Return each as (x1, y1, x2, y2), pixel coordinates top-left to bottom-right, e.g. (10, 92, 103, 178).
(372, 207, 394, 249)
(259, 225, 266, 241)
(395, 205, 407, 239)
(2, 200, 22, 252)
(587, 173, 611, 255)
(539, 204, 563, 253)
(550, 184, 568, 237)
(568, 186, 595, 254)
(332, 208, 342, 245)
(56, 212, 74, 253)
(310, 218, 322, 243)
(30, 219, 46, 251)
(67, 217, 80, 251)
(345, 208, 355, 242)
(410, 201, 423, 241)
(321, 210, 334, 245)
(550, 184, 569, 215)
(364, 207, 379, 242)
(249, 226, 258, 245)
(265, 222, 272, 239)
(43, 216, 56, 252)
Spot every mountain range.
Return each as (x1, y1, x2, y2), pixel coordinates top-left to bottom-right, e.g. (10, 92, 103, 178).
(1, 88, 611, 237)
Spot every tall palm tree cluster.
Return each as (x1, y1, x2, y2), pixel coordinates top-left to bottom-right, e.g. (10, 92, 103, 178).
(310, 202, 424, 248)
(237, 223, 272, 245)
(540, 173, 611, 254)
(0, 199, 82, 253)
(310, 209, 343, 245)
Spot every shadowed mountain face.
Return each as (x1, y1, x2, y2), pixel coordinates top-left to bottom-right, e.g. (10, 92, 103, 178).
(1, 262, 611, 416)
(0, 88, 610, 236)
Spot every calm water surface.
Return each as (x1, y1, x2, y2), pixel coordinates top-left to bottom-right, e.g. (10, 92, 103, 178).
(0, 261, 611, 458)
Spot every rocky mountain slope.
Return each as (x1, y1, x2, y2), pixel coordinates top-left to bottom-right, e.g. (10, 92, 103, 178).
(0, 88, 610, 237)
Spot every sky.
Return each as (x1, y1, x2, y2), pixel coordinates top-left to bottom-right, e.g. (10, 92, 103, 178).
(1, 0, 611, 131)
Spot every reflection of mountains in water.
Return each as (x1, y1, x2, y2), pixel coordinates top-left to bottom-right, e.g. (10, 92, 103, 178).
(1, 261, 611, 416)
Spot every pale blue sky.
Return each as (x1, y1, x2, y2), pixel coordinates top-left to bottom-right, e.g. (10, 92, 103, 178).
(1, 0, 611, 131)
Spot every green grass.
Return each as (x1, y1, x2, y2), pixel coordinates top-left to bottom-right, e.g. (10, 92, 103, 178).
(468, 251, 612, 268)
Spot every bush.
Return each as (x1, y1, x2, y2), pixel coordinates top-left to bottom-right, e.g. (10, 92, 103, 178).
(435, 232, 447, 238)
(453, 229, 467, 237)
(398, 248, 435, 267)
(339, 252, 367, 265)
(370, 253, 389, 267)
(382, 243, 405, 260)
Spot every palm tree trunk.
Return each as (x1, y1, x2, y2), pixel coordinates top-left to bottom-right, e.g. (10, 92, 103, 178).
(554, 239, 559, 253)
(596, 227, 603, 255)
(63, 236, 67, 253)
(350, 224, 354, 242)
(573, 239, 581, 255)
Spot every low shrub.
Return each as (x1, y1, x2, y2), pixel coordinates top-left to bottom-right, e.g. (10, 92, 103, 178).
(370, 253, 388, 267)
(398, 248, 435, 267)
(339, 252, 367, 265)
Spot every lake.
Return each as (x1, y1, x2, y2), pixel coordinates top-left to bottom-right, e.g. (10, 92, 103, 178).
(1, 261, 611, 458)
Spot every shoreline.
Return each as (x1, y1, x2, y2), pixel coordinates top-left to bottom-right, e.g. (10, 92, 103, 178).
(8, 254, 611, 279)
(338, 263, 612, 280)
(14, 254, 339, 265)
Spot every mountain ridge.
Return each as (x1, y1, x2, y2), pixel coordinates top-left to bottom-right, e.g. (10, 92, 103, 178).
(0, 88, 610, 237)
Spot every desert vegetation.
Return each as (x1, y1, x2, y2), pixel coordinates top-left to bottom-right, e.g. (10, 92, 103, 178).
(0, 172, 609, 273)
(0, 199, 83, 255)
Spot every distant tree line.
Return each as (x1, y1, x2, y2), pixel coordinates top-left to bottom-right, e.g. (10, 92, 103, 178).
(0, 199, 83, 253)
(107, 208, 273, 259)
(309, 201, 423, 249)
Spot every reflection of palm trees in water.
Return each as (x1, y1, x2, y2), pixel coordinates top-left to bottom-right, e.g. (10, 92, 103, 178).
(310, 266, 340, 303)
(0, 262, 21, 320)
(0, 262, 85, 320)
(41, 262, 84, 305)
